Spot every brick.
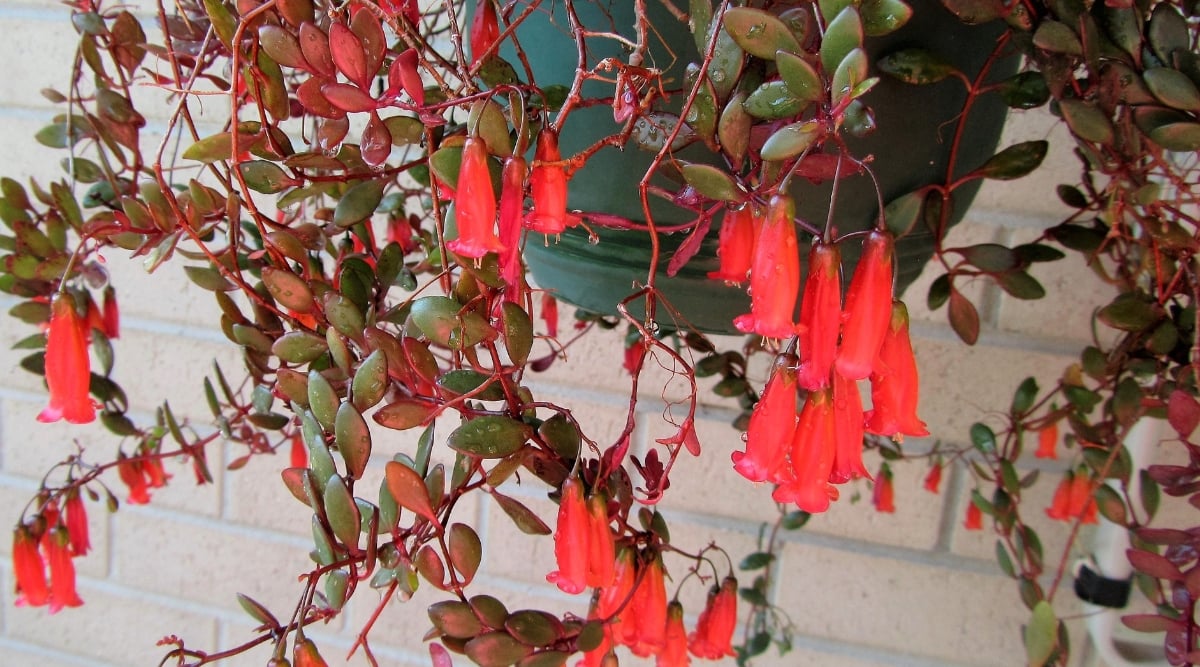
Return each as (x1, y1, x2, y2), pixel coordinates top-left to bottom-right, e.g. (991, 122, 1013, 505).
(2, 579, 219, 666)
(0, 637, 110, 667)
(223, 440, 315, 537)
(772, 541, 1031, 665)
(110, 510, 312, 611)
(107, 326, 243, 418)
(0, 10, 77, 112)
(102, 255, 227, 330)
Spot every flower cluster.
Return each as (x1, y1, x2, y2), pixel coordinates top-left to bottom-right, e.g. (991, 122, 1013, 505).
(1045, 468, 1098, 524)
(12, 494, 89, 612)
(727, 226, 928, 513)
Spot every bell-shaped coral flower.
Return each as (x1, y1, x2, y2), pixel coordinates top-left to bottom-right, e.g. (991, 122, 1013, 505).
(1067, 471, 1098, 524)
(625, 556, 668, 657)
(12, 526, 49, 607)
(547, 476, 590, 594)
(732, 359, 797, 483)
(595, 548, 638, 649)
(293, 637, 329, 667)
(497, 155, 528, 293)
(117, 454, 152, 505)
(1035, 422, 1058, 459)
(964, 499, 983, 531)
(830, 371, 869, 484)
(688, 577, 738, 659)
(835, 230, 895, 380)
(658, 601, 690, 667)
(526, 128, 569, 235)
(797, 241, 842, 390)
(38, 293, 96, 424)
(586, 493, 616, 589)
(45, 526, 83, 613)
(469, 0, 500, 66)
(774, 388, 838, 513)
(864, 300, 929, 438)
(923, 463, 942, 494)
(447, 136, 504, 259)
(64, 490, 90, 557)
(707, 205, 757, 284)
(734, 194, 800, 339)
(102, 286, 119, 339)
(872, 463, 896, 513)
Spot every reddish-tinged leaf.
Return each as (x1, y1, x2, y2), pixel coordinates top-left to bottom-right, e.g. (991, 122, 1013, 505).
(321, 82, 378, 113)
(948, 289, 980, 345)
(429, 643, 453, 667)
(298, 21, 336, 77)
(666, 214, 712, 277)
(386, 460, 439, 524)
(389, 49, 424, 107)
(329, 21, 369, 88)
(361, 112, 393, 168)
(1167, 389, 1200, 438)
(1122, 614, 1186, 633)
(1127, 548, 1183, 581)
(296, 78, 345, 119)
(350, 7, 386, 78)
(491, 490, 552, 535)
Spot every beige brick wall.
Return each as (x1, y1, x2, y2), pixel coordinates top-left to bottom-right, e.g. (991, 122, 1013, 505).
(0, 2, 1172, 666)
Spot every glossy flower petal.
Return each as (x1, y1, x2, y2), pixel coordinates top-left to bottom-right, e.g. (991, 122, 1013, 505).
(658, 601, 691, 667)
(526, 128, 569, 235)
(864, 300, 929, 438)
(773, 388, 838, 513)
(38, 293, 95, 425)
(626, 556, 668, 657)
(830, 370, 869, 484)
(797, 241, 842, 390)
(1035, 423, 1058, 459)
(65, 490, 90, 557)
(688, 577, 738, 659)
(498, 156, 528, 293)
(547, 476, 590, 594)
(734, 194, 800, 339)
(117, 454, 152, 505)
(923, 463, 942, 494)
(447, 136, 504, 259)
(964, 500, 983, 531)
(835, 230, 895, 380)
(586, 494, 615, 589)
(707, 205, 757, 284)
(469, 0, 500, 66)
(45, 526, 83, 613)
(732, 360, 797, 483)
(1045, 471, 1073, 521)
(12, 526, 49, 607)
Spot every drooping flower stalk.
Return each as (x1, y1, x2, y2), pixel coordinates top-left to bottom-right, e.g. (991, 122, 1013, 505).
(447, 136, 504, 259)
(830, 370, 869, 484)
(732, 357, 797, 483)
(797, 241, 841, 390)
(707, 205, 757, 284)
(38, 293, 95, 425)
(865, 300, 929, 438)
(688, 577, 738, 659)
(734, 194, 800, 339)
(773, 388, 838, 513)
(835, 230, 895, 380)
(526, 128, 569, 235)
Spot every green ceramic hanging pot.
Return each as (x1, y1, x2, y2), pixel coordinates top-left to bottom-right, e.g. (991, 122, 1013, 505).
(499, 0, 1018, 334)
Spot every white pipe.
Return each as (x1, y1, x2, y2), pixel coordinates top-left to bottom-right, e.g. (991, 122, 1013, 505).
(1083, 417, 1169, 667)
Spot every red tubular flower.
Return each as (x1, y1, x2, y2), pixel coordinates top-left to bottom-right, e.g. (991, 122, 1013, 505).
(830, 370, 869, 484)
(64, 490, 90, 557)
(45, 526, 83, 613)
(873, 463, 896, 513)
(117, 454, 151, 505)
(586, 494, 615, 589)
(835, 230, 895, 380)
(707, 205, 757, 284)
(734, 194, 800, 339)
(1045, 471, 1073, 521)
(102, 286, 119, 339)
(547, 476, 590, 594)
(293, 637, 330, 667)
(1035, 423, 1058, 459)
(626, 556, 667, 657)
(597, 547, 637, 624)
(964, 500, 983, 531)
(732, 360, 797, 483)
(469, 0, 500, 66)
(526, 128, 569, 235)
(689, 576, 738, 659)
(773, 388, 838, 513)
(38, 293, 96, 424)
(290, 433, 308, 469)
(658, 601, 690, 667)
(145, 457, 171, 489)
(12, 526, 49, 607)
(864, 300, 929, 438)
(923, 463, 942, 494)
(498, 156, 528, 293)
(1067, 472, 1098, 524)
(797, 241, 842, 390)
(447, 136, 504, 260)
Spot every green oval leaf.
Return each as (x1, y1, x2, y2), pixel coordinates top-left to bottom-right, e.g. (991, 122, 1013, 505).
(262, 266, 315, 313)
(334, 402, 372, 480)
(680, 162, 742, 201)
(721, 7, 802, 59)
(323, 474, 361, 548)
(877, 47, 956, 85)
(447, 416, 530, 459)
(448, 523, 482, 584)
(760, 120, 821, 161)
(333, 178, 385, 227)
(743, 81, 803, 120)
(974, 140, 1048, 180)
(821, 7, 863, 75)
(272, 331, 328, 364)
(239, 161, 294, 194)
